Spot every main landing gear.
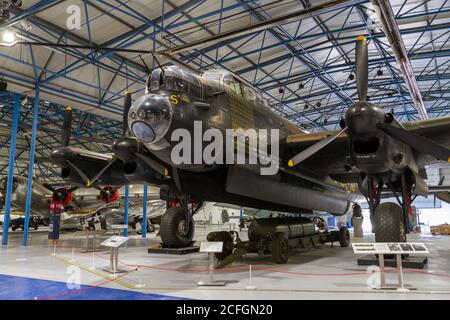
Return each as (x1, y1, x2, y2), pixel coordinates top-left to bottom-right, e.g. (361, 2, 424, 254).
(159, 196, 203, 248)
(364, 172, 415, 243)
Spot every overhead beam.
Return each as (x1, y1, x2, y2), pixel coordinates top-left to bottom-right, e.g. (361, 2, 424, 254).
(371, 0, 428, 119)
(161, 0, 366, 54)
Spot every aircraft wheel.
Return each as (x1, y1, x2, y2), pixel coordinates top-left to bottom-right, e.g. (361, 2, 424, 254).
(374, 202, 406, 243)
(160, 207, 194, 247)
(271, 232, 289, 264)
(88, 219, 96, 230)
(11, 226, 17, 231)
(34, 224, 39, 231)
(338, 226, 350, 247)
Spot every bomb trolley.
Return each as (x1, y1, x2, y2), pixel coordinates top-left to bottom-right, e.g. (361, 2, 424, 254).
(207, 217, 350, 268)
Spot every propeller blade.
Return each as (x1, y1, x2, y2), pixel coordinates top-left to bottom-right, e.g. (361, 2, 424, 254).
(89, 158, 117, 187)
(378, 123, 450, 162)
(62, 107, 73, 147)
(66, 160, 91, 187)
(355, 35, 368, 101)
(288, 127, 348, 167)
(123, 91, 132, 136)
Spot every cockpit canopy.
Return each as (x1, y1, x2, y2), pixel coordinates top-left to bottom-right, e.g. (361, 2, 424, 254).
(202, 69, 266, 105)
(146, 66, 267, 106)
(147, 65, 202, 99)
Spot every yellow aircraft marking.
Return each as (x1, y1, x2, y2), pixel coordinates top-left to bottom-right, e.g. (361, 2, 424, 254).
(170, 94, 179, 105)
(67, 209, 97, 215)
(53, 255, 135, 289)
(9, 212, 25, 215)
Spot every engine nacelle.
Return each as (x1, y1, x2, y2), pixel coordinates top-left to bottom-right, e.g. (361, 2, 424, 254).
(123, 157, 161, 184)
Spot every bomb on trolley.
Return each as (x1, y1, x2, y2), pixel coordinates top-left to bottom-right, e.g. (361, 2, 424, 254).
(207, 217, 350, 268)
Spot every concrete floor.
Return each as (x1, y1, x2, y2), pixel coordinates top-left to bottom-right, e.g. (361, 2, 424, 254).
(0, 224, 449, 300)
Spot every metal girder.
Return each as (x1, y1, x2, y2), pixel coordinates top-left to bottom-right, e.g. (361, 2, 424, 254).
(161, 0, 366, 54)
(371, 0, 428, 119)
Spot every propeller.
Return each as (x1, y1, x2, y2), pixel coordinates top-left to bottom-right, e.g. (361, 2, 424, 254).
(288, 36, 368, 167)
(355, 35, 368, 102)
(287, 34, 450, 168)
(76, 91, 134, 187)
(123, 91, 132, 136)
(62, 107, 73, 147)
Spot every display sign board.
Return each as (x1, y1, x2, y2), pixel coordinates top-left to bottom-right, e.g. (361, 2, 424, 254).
(352, 242, 429, 255)
(101, 236, 129, 248)
(200, 242, 223, 253)
(111, 224, 128, 230)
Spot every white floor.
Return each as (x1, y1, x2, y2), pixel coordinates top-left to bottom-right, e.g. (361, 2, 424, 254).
(1, 225, 449, 300)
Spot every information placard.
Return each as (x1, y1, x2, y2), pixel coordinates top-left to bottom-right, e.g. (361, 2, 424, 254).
(352, 242, 429, 255)
(101, 236, 129, 248)
(200, 241, 223, 253)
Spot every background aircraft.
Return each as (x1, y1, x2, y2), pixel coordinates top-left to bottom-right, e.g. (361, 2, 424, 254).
(0, 176, 165, 231)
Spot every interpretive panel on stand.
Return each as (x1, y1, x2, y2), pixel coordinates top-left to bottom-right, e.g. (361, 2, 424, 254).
(101, 236, 129, 248)
(352, 242, 429, 254)
(200, 242, 223, 253)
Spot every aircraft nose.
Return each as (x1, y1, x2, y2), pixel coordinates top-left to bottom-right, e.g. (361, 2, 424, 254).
(128, 94, 173, 144)
(0, 177, 18, 193)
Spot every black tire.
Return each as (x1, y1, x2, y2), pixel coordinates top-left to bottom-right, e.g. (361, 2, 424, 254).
(88, 219, 96, 230)
(338, 226, 350, 247)
(146, 220, 155, 233)
(34, 224, 39, 231)
(160, 207, 195, 247)
(11, 226, 16, 231)
(374, 202, 406, 243)
(271, 232, 289, 264)
(100, 217, 107, 230)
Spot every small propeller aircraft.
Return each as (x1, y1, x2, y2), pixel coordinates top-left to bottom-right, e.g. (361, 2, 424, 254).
(0, 176, 165, 231)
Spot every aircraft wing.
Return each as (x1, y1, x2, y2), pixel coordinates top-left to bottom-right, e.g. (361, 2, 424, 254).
(51, 146, 128, 187)
(284, 116, 450, 183)
(403, 117, 450, 148)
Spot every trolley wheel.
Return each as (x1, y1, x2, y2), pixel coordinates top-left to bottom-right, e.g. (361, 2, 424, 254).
(338, 226, 350, 247)
(271, 232, 289, 264)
